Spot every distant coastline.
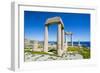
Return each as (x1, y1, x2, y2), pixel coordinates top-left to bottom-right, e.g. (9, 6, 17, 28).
(48, 41, 90, 48)
(24, 39, 90, 48)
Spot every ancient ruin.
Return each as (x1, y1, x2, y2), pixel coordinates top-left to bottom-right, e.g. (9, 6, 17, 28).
(44, 17, 65, 56)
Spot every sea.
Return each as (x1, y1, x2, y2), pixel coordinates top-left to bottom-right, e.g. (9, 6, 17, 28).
(48, 41, 90, 48)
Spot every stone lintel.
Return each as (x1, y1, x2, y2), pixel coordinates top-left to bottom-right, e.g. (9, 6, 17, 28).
(45, 16, 64, 29)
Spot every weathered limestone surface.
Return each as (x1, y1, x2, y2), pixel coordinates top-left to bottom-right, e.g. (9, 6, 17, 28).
(64, 35, 68, 52)
(44, 26, 48, 52)
(45, 17, 64, 27)
(61, 29, 65, 52)
(57, 24, 62, 56)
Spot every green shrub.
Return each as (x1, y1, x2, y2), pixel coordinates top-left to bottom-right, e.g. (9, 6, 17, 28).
(67, 46, 90, 59)
(79, 47, 90, 59)
(67, 47, 80, 52)
(31, 51, 49, 54)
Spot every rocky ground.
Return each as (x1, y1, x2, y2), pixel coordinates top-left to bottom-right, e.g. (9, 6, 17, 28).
(24, 52, 83, 62)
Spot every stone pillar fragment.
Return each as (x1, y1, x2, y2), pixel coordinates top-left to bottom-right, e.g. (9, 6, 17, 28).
(65, 35, 68, 52)
(71, 34, 73, 46)
(78, 40, 81, 47)
(44, 26, 48, 52)
(57, 24, 62, 56)
(61, 29, 65, 53)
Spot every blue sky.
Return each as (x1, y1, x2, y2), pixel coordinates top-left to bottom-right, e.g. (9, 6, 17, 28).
(24, 11, 90, 42)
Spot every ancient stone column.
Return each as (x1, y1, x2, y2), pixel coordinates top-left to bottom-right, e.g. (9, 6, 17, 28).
(44, 26, 48, 52)
(57, 24, 62, 56)
(78, 40, 81, 47)
(65, 35, 68, 52)
(71, 34, 73, 46)
(61, 29, 65, 53)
